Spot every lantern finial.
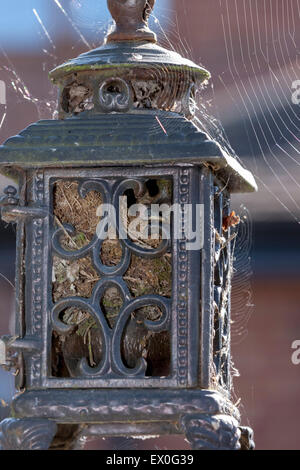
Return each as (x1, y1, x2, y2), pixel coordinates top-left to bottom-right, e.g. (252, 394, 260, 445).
(106, 0, 157, 43)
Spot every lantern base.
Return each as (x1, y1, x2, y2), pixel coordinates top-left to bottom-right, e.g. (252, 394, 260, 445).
(0, 418, 57, 450)
(0, 389, 254, 450)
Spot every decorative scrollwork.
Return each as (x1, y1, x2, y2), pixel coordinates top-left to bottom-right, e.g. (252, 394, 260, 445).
(52, 178, 170, 261)
(51, 282, 170, 378)
(98, 78, 133, 113)
(112, 179, 171, 258)
(111, 295, 171, 377)
(51, 177, 172, 379)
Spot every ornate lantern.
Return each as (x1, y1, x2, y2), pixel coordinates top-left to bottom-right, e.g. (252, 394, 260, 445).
(0, 0, 256, 450)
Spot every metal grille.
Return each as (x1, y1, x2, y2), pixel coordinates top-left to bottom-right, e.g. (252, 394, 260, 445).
(50, 176, 172, 381)
(18, 166, 202, 389)
(212, 185, 231, 392)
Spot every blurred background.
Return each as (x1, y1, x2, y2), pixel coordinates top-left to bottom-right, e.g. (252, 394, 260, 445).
(0, 0, 299, 450)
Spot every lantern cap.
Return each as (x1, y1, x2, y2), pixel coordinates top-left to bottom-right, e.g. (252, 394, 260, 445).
(49, 41, 210, 85)
(49, 0, 210, 120)
(50, 0, 209, 83)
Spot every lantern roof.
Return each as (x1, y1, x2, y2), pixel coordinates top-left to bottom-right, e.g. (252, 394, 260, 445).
(0, 0, 257, 193)
(0, 111, 256, 193)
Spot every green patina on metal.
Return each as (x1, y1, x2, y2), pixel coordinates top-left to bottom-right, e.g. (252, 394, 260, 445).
(0, 111, 256, 193)
(51, 63, 210, 84)
(49, 41, 210, 84)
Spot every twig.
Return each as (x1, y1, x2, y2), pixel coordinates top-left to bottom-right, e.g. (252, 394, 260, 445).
(54, 216, 78, 249)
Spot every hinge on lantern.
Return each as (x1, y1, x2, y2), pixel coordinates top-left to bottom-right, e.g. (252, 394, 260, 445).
(0, 335, 42, 371)
(0, 186, 47, 223)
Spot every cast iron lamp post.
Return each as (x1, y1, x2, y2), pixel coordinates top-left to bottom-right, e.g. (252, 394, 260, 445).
(0, 0, 256, 450)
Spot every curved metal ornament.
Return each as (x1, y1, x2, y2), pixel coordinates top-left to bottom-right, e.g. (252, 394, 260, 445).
(98, 78, 133, 113)
(51, 177, 172, 379)
(111, 295, 171, 377)
(51, 290, 171, 379)
(112, 179, 171, 258)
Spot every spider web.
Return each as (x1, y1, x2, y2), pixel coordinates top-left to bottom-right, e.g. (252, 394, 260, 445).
(219, 0, 300, 222)
(0, 0, 299, 449)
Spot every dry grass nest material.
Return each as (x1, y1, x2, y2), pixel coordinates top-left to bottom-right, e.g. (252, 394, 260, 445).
(52, 180, 172, 343)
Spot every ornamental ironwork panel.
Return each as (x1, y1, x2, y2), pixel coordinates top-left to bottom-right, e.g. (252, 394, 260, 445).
(198, 170, 232, 394)
(21, 166, 202, 389)
(212, 184, 232, 392)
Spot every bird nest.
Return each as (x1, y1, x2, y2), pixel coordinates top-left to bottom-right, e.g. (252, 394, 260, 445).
(51, 179, 172, 377)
